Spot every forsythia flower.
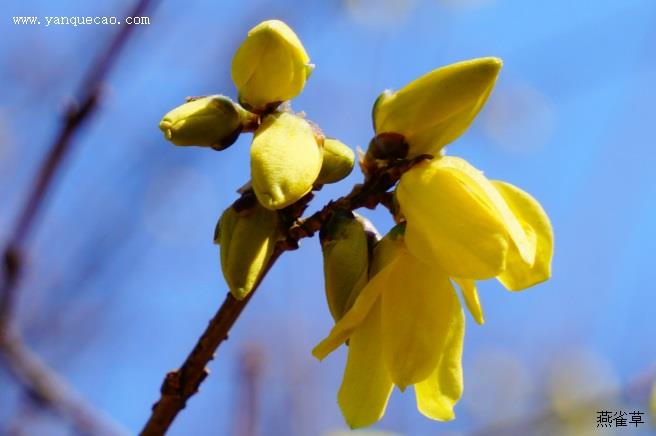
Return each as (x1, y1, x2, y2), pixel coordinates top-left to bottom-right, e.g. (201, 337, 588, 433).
(314, 225, 465, 428)
(232, 19, 314, 112)
(372, 57, 501, 157)
(315, 57, 553, 429)
(397, 156, 553, 289)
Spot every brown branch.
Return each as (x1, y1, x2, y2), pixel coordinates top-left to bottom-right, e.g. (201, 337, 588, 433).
(0, 0, 158, 433)
(140, 155, 428, 435)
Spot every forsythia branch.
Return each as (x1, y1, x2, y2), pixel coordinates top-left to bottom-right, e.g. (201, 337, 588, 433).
(140, 155, 429, 435)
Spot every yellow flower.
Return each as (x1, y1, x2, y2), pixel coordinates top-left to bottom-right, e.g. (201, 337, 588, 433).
(250, 112, 323, 210)
(314, 156, 553, 428)
(232, 19, 313, 112)
(313, 226, 465, 428)
(492, 180, 554, 291)
(396, 155, 553, 287)
(313, 54, 552, 430)
(372, 57, 502, 157)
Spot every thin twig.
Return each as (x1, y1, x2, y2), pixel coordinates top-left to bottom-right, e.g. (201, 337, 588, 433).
(140, 156, 428, 435)
(0, 0, 158, 433)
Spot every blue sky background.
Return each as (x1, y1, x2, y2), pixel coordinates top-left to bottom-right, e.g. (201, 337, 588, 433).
(1, 0, 655, 434)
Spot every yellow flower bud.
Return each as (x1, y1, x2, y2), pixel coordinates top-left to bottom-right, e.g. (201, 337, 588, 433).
(369, 223, 405, 277)
(250, 112, 323, 210)
(372, 57, 502, 157)
(231, 20, 313, 112)
(315, 138, 355, 185)
(159, 95, 257, 149)
(216, 195, 281, 300)
(320, 212, 377, 321)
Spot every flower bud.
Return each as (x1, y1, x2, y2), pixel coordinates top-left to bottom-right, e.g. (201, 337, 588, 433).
(250, 112, 323, 210)
(372, 57, 502, 157)
(320, 212, 378, 321)
(370, 223, 406, 277)
(315, 138, 355, 185)
(159, 95, 257, 150)
(216, 195, 281, 300)
(232, 20, 313, 112)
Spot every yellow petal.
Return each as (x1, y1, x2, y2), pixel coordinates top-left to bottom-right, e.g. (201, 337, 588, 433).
(414, 303, 465, 421)
(381, 248, 460, 389)
(436, 157, 535, 265)
(453, 278, 484, 325)
(232, 20, 311, 112)
(373, 57, 502, 157)
(397, 159, 509, 279)
(251, 112, 323, 210)
(369, 223, 406, 277)
(312, 255, 397, 360)
(338, 301, 393, 429)
(493, 181, 554, 291)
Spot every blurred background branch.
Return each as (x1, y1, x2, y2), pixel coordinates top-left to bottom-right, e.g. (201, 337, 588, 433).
(0, 329, 129, 435)
(0, 0, 158, 433)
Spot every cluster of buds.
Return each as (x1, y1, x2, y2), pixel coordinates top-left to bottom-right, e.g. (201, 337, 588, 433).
(159, 19, 553, 430)
(160, 20, 355, 299)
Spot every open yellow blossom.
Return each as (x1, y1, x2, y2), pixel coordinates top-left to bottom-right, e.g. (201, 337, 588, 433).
(492, 180, 554, 291)
(232, 19, 313, 112)
(373, 57, 502, 157)
(313, 54, 553, 429)
(393, 154, 553, 329)
(397, 156, 539, 281)
(314, 226, 465, 428)
(314, 166, 552, 428)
